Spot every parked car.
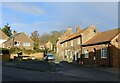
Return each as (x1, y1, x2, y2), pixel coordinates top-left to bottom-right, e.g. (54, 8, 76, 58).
(45, 54, 55, 61)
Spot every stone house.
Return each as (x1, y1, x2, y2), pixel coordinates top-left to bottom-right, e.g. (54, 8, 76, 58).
(0, 29, 9, 48)
(82, 28, 120, 67)
(56, 27, 74, 58)
(3, 32, 34, 50)
(60, 25, 100, 62)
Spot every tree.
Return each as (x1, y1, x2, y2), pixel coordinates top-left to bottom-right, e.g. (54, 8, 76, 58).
(1, 23, 12, 37)
(39, 33, 50, 43)
(30, 31, 40, 50)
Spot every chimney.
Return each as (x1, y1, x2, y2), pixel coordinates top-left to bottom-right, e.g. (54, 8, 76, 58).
(68, 26, 73, 35)
(63, 31, 67, 36)
(13, 30, 17, 35)
(76, 26, 82, 33)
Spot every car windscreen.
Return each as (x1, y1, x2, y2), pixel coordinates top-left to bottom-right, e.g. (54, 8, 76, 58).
(47, 55, 53, 57)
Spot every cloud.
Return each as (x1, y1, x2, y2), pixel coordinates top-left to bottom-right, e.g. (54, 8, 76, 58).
(3, 2, 46, 16)
(10, 21, 66, 35)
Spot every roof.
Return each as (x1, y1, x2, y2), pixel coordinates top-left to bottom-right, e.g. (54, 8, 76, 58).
(0, 29, 9, 39)
(3, 32, 34, 43)
(82, 28, 120, 46)
(60, 29, 85, 44)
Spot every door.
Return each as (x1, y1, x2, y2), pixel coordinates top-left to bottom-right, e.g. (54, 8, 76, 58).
(94, 48, 96, 64)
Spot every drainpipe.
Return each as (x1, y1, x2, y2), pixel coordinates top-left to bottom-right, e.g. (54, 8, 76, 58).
(80, 34, 83, 63)
(108, 43, 111, 67)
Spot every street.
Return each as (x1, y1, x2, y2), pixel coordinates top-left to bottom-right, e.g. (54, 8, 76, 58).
(2, 58, 120, 82)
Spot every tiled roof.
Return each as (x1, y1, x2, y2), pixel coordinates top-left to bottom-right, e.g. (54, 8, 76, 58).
(0, 29, 9, 39)
(83, 28, 120, 46)
(60, 30, 84, 43)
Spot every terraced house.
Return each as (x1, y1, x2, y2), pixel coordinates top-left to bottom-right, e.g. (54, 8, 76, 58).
(60, 25, 99, 62)
(56, 27, 74, 58)
(82, 28, 120, 67)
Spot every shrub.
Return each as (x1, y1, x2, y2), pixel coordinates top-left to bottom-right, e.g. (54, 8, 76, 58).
(9, 47, 22, 54)
(23, 49, 34, 54)
(1, 48, 10, 54)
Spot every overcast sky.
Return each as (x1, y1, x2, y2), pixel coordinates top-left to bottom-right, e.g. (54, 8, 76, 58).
(1, 2, 118, 36)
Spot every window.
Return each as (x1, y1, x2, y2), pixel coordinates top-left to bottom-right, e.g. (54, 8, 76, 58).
(84, 50, 89, 58)
(65, 42, 67, 47)
(61, 44, 64, 48)
(23, 42, 30, 46)
(101, 48, 107, 58)
(93, 29, 96, 34)
(78, 38, 80, 45)
(7, 46, 11, 49)
(61, 52, 64, 56)
(116, 39, 118, 42)
(65, 50, 67, 55)
(14, 41, 20, 46)
(71, 40, 73, 46)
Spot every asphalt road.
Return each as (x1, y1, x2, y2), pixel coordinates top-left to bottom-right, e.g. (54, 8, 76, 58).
(2, 55, 120, 82)
(2, 66, 87, 81)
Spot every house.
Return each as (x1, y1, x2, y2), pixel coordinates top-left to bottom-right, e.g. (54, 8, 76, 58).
(0, 29, 9, 48)
(60, 25, 100, 62)
(56, 26, 74, 58)
(3, 32, 34, 50)
(82, 28, 120, 67)
(45, 40, 53, 51)
(39, 43, 46, 50)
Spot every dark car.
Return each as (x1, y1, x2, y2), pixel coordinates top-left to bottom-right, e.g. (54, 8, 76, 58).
(45, 54, 55, 61)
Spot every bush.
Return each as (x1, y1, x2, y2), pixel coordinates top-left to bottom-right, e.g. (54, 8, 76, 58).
(9, 47, 22, 54)
(1, 48, 10, 54)
(22, 49, 33, 54)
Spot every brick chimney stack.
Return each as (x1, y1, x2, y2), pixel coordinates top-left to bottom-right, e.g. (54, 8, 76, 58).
(13, 30, 17, 35)
(76, 26, 82, 33)
(68, 26, 73, 35)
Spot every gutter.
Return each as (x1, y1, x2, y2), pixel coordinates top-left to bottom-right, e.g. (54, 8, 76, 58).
(82, 41, 111, 47)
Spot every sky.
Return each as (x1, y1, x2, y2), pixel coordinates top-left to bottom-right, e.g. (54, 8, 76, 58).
(1, 2, 118, 36)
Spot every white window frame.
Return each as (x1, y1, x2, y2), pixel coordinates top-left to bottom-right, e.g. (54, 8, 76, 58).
(61, 43, 64, 48)
(65, 42, 67, 47)
(84, 50, 89, 58)
(78, 38, 80, 45)
(71, 40, 73, 46)
(101, 48, 107, 58)
(23, 42, 30, 46)
(61, 52, 64, 56)
(65, 50, 67, 55)
(14, 41, 20, 46)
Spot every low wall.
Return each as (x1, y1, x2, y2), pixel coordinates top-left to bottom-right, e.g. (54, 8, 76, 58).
(30, 53, 44, 60)
(10, 52, 44, 60)
(2, 54, 10, 61)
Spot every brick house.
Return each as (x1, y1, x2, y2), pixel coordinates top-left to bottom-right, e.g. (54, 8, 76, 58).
(82, 28, 120, 67)
(39, 43, 46, 50)
(56, 27, 74, 58)
(45, 40, 53, 51)
(0, 29, 9, 48)
(3, 32, 34, 50)
(60, 25, 100, 62)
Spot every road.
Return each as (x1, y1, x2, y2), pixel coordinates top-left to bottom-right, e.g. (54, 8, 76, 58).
(2, 55, 120, 82)
(2, 66, 87, 81)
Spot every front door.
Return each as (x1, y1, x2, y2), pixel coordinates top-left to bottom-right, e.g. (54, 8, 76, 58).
(94, 48, 96, 64)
